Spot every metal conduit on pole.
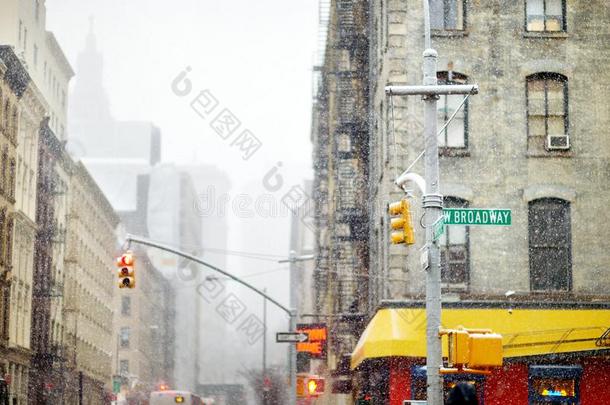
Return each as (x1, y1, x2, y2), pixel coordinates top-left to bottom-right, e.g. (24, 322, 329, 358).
(124, 234, 298, 405)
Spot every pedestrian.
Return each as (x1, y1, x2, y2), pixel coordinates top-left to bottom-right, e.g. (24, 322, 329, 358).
(446, 382, 478, 405)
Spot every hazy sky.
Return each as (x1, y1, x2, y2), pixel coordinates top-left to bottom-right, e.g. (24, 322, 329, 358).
(47, 0, 317, 180)
(46, 0, 320, 380)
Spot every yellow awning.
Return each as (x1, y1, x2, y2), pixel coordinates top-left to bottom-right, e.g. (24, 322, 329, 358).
(351, 304, 610, 369)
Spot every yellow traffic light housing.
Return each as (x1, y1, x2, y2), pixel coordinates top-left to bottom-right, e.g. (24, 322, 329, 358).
(388, 199, 415, 245)
(468, 331, 503, 368)
(116, 251, 136, 289)
(441, 327, 503, 374)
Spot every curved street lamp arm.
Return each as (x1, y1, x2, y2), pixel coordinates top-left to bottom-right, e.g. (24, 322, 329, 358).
(125, 234, 293, 317)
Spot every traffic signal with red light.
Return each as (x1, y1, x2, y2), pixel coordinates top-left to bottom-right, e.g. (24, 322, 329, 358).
(116, 251, 135, 289)
(388, 199, 415, 245)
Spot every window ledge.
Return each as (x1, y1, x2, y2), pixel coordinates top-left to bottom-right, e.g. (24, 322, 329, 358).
(527, 150, 573, 158)
(523, 31, 568, 39)
(440, 148, 470, 157)
(431, 30, 469, 38)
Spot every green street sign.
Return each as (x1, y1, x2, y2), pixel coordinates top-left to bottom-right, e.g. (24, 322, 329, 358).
(112, 377, 121, 394)
(443, 208, 512, 226)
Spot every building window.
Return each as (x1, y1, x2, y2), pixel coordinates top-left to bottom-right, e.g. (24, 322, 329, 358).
(528, 198, 571, 291)
(11, 106, 18, 143)
(0, 209, 5, 265)
(5, 216, 12, 268)
(529, 365, 581, 404)
(527, 73, 568, 152)
(119, 327, 130, 348)
(119, 360, 129, 376)
(430, 0, 465, 31)
(2, 101, 8, 132)
(440, 197, 469, 287)
(437, 71, 469, 149)
(0, 145, 6, 194)
(526, 0, 565, 32)
(121, 296, 131, 316)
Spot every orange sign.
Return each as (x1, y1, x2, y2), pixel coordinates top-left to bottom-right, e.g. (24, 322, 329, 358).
(297, 323, 327, 358)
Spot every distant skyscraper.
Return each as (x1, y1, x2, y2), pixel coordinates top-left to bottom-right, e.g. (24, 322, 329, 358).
(68, 22, 160, 211)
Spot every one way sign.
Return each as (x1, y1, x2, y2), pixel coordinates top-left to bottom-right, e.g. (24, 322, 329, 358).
(276, 332, 309, 343)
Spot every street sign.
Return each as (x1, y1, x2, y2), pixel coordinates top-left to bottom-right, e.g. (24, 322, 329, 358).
(297, 323, 328, 358)
(443, 208, 512, 226)
(433, 217, 445, 241)
(276, 332, 309, 343)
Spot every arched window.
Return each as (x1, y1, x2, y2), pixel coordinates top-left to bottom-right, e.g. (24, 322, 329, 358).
(437, 71, 468, 150)
(528, 198, 571, 291)
(440, 197, 469, 287)
(526, 73, 569, 152)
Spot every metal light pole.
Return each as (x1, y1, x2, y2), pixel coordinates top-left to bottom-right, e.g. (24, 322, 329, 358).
(385, 2, 479, 403)
(124, 235, 298, 405)
(262, 287, 268, 405)
(279, 251, 314, 405)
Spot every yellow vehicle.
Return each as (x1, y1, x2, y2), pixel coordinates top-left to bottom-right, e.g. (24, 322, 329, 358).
(149, 390, 204, 405)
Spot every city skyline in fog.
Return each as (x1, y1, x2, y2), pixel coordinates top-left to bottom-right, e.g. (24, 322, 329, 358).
(45, 0, 319, 388)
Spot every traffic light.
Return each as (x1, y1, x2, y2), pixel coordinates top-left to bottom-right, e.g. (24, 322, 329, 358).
(388, 198, 415, 245)
(443, 327, 503, 372)
(306, 376, 325, 397)
(116, 251, 135, 289)
(297, 374, 325, 398)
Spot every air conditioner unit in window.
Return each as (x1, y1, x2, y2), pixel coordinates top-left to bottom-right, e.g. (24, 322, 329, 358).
(547, 135, 570, 150)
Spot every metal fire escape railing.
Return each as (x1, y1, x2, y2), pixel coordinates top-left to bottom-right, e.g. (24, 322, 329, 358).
(330, 0, 369, 326)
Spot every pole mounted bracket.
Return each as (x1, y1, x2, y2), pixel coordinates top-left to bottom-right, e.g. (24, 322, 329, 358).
(422, 194, 443, 209)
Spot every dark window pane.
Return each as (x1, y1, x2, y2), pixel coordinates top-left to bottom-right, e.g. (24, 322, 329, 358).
(528, 199, 571, 290)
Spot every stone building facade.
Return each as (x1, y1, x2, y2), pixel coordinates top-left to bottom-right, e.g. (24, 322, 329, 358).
(63, 161, 118, 405)
(1, 45, 46, 405)
(0, 46, 22, 401)
(0, 0, 74, 140)
(367, 0, 610, 302)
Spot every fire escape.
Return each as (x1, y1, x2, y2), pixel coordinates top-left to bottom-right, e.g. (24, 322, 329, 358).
(329, 0, 369, 372)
